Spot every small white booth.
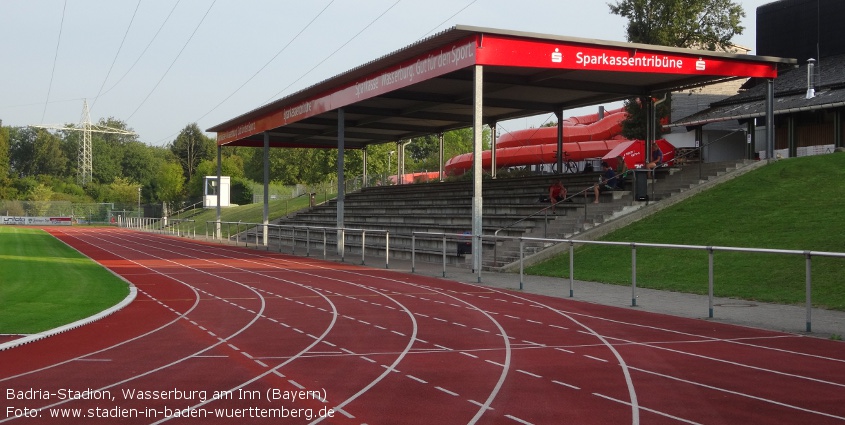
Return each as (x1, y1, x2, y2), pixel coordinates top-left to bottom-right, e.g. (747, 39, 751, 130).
(203, 176, 230, 208)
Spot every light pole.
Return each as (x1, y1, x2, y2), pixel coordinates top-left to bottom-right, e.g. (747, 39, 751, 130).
(137, 187, 142, 219)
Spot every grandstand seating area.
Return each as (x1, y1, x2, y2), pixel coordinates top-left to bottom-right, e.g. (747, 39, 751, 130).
(263, 161, 753, 270)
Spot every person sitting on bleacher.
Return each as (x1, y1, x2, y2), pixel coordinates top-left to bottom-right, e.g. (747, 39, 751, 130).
(647, 143, 664, 171)
(615, 155, 628, 190)
(593, 162, 617, 204)
(548, 180, 567, 213)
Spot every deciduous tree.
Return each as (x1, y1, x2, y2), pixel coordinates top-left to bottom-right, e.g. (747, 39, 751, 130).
(608, 0, 746, 139)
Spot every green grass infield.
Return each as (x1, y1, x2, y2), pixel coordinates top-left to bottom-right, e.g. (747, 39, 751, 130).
(0, 227, 130, 334)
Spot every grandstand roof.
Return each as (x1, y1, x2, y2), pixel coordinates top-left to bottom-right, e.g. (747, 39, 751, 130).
(208, 25, 794, 149)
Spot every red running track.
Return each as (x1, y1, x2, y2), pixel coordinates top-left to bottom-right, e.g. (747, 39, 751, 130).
(1, 227, 844, 424)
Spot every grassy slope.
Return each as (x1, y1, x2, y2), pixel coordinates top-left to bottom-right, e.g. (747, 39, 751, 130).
(173, 192, 336, 236)
(0, 227, 129, 334)
(526, 153, 845, 309)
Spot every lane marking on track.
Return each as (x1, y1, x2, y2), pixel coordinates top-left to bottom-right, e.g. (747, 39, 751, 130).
(469, 400, 494, 410)
(628, 366, 845, 421)
(461, 352, 479, 359)
(112, 231, 513, 425)
(552, 380, 580, 390)
(593, 392, 701, 425)
(435, 386, 459, 396)
(406, 375, 428, 384)
(505, 414, 534, 425)
(517, 369, 542, 378)
(584, 355, 608, 363)
(334, 407, 355, 418)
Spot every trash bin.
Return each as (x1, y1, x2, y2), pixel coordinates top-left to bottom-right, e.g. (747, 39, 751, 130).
(309, 193, 316, 207)
(634, 169, 649, 201)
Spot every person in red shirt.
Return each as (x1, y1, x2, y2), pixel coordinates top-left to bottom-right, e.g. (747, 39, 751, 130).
(548, 180, 567, 213)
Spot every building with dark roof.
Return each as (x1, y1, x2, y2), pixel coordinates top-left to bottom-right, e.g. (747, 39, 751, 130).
(670, 0, 845, 160)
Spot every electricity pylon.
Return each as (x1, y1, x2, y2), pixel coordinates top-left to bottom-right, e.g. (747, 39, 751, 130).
(31, 99, 136, 185)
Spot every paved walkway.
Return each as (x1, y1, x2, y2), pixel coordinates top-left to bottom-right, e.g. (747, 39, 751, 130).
(350, 255, 845, 340)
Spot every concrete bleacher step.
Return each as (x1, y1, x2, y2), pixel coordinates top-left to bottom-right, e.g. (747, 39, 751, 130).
(245, 159, 752, 271)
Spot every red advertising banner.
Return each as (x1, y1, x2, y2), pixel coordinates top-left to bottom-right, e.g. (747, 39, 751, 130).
(217, 36, 480, 145)
(217, 32, 779, 145)
(475, 35, 778, 78)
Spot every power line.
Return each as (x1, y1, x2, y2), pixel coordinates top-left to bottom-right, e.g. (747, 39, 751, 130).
(266, 0, 402, 103)
(41, 0, 68, 123)
(127, 0, 217, 121)
(421, 0, 477, 38)
(90, 0, 142, 113)
(193, 0, 336, 124)
(96, 1, 182, 102)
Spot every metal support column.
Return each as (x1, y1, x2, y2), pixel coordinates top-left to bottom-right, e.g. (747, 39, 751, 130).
(472, 65, 484, 281)
(215, 145, 222, 239)
(362, 148, 368, 188)
(490, 122, 497, 179)
(766, 79, 775, 161)
(263, 132, 270, 246)
(555, 110, 564, 174)
(438, 132, 445, 181)
(337, 108, 345, 257)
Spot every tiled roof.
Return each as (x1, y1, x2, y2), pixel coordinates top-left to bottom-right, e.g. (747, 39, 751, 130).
(671, 53, 845, 127)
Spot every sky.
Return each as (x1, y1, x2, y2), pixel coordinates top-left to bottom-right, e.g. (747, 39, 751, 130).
(0, 0, 774, 146)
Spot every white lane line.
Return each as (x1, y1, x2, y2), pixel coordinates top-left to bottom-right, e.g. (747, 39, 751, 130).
(406, 375, 428, 384)
(435, 386, 459, 396)
(288, 380, 305, 389)
(486, 360, 505, 367)
(360, 356, 376, 363)
(549, 324, 569, 330)
(334, 407, 355, 418)
(505, 414, 534, 425)
(584, 355, 608, 363)
(593, 393, 701, 425)
(460, 352, 479, 359)
(552, 380, 580, 390)
(555, 348, 575, 354)
(468, 400, 494, 410)
(629, 366, 845, 421)
(517, 369, 542, 378)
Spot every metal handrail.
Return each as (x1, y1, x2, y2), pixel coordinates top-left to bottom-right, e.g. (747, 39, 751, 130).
(490, 233, 845, 333)
(204, 220, 390, 269)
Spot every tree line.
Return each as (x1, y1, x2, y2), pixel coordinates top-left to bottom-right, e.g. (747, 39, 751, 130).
(0, 117, 479, 212)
